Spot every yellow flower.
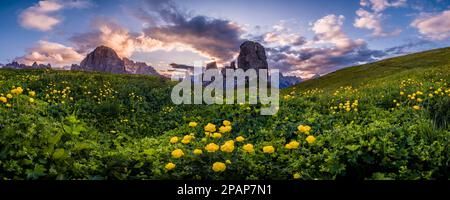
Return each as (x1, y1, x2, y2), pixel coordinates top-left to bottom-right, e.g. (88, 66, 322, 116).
(11, 87, 24, 95)
(0, 97, 7, 103)
(263, 146, 275, 154)
(205, 132, 211, 137)
(400, 91, 404, 95)
(212, 132, 222, 139)
(29, 98, 35, 103)
(189, 121, 198, 127)
(171, 149, 184, 158)
(219, 125, 232, 133)
(223, 120, 231, 126)
(181, 135, 193, 144)
(29, 91, 36, 97)
(297, 125, 312, 134)
(193, 149, 203, 155)
(242, 144, 254, 153)
(220, 140, 235, 153)
(205, 143, 219, 152)
(212, 162, 226, 172)
(226, 159, 232, 164)
(306, 135, 316, 144)
(285, 141, 300, 149)
(204, 123, 216, 132)
(6, 94, 12, 99)
(293, 173, 301, 179)
(170, 136, 179, 144)
(235, 136, 245, 142)
(413, 105, 421, 110)
(165, 162, 176, 170)
(6, 103, 11, 108)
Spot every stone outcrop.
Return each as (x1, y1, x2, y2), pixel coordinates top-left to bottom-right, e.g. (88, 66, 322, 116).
(123, 58, 160, 76)
(237, 41, 268, 71)
(78, 46, 126, 74)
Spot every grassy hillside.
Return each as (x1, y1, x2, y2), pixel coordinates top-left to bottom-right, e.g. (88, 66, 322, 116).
(0, 47, 449, 180)
(295, 47, 450, 91)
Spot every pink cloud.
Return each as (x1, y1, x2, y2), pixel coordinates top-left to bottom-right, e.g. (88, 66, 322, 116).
(16, 40, 84, 67)
(411, 10, 450, 40)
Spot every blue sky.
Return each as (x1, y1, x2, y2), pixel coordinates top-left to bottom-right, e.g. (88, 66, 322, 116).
(0, 0, 449, 78)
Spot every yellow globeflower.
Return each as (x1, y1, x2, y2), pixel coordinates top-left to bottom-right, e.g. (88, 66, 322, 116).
(181, 135, 193, 144)
(223, 120, 231, 126)
(235, 136, 245, 142)
(171, 149, 184, 158)
(413, 105, 421, 110)
(29, 91, 36, 97)
(165, 162, 176, 170)
(0, 97, 7, 103)
(285, 141, 300, 149)
(193, 149, 203, 155)
(219, 125, 232, 133)
(263, 146, 275, 154)
(29, 98, 35, 103)
(306, 136, 316, 144)
(242, 144, 254, 153)
(220, 140, 235, 153)
(6, 94, 12, 99)
(170, 136, 179, 144)
(189, 122, 198, 127)
(205, 143, 219, 152)
(204, 123, 216, 132)
(212, 162, 226, 172)
(297, 125, 311, 134)
(212, 132, 222, 139)
(293, 173, 301, 179)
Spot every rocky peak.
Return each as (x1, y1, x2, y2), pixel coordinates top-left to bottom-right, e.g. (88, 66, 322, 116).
(237, 41, 268, 71)
(123, 57, 160, 76)
(205, 61, 218, 70)
(79, 45, 126, 74)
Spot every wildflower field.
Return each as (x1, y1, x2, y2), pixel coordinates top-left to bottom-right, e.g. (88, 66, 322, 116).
(0, 48, 449, 180)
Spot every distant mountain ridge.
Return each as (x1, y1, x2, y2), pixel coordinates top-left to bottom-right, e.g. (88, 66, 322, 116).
(72, 46, 161, 76)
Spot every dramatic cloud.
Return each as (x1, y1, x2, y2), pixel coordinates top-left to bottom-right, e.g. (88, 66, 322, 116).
(16, 40, 84, 67)
(70, 18, 165, 58)
(266, 15, 386, 78)
(411, 10, 450, 40)
(135, 0, 244, 63)
(354, 8, 401, 37)
(19, 0, 93, 31)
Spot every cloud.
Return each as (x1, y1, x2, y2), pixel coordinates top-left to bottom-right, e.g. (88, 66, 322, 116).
(266, 14, 386, 78)
(411, 10, 450, 40)
(70, 18, 165, 58)
(361, 0, 407, 12)
(135, 0, 244, 63)
(19, 1, 63, 31)
(385, 39, 433, 55)
(15, 40, 84, 67)
(354, 8, 401, 37)
(19, 0, 93, 31)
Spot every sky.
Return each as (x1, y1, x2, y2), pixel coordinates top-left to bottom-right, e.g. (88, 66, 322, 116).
(0, 0, 449, 78)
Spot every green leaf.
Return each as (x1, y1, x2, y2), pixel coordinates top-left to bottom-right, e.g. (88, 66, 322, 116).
(52, 148, 65, 160)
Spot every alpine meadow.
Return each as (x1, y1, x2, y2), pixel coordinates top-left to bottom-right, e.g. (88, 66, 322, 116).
(0, 47, 449, 180)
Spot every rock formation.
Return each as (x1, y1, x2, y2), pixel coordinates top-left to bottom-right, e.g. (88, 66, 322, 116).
(237, 41, 268, 71)
(123, 58, 160, 76)
(78, 46, 126, 74)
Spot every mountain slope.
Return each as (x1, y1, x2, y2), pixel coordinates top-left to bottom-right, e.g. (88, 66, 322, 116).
(294, 47, 450, 91)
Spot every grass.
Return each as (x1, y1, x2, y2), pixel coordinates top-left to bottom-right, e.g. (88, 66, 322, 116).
(0, 47, 449, 180)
